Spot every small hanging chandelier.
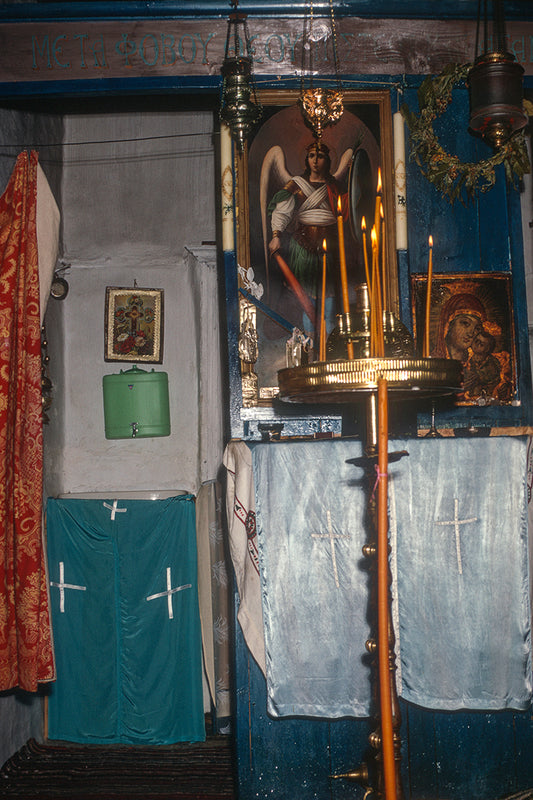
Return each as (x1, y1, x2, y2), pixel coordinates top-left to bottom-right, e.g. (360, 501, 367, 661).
(219, 0, 262, 152)
(468, 0, 527, 149)
(299, 0, 344, 141)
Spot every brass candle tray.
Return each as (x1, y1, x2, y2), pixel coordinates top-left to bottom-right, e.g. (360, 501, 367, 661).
(278, 357, 463, 404)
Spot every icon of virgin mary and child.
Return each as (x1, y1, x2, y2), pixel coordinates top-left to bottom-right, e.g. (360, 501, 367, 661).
(431, 292, 513, 403)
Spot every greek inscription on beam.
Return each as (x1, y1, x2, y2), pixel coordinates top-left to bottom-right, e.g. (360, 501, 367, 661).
(31, 31, 216, 72)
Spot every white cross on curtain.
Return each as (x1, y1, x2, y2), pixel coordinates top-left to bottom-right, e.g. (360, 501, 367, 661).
(49, 561, 86, 613)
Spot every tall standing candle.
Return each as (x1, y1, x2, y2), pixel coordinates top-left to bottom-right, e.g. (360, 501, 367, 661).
(337, 195, 354, 360)
(380, 202, 387, 312)
(371, 226, 384, 357)
(220, 122, 234, 253)
(424, 235, 434, 357)
(361, 216, 371, 292)
(370, 227, 377, 355)
(377, 377, 397, 800)
(320, 239, 327, 361)
(374, 168, 382, 248)
(376, 245, 384, 356)
(393, 111, 408, 250)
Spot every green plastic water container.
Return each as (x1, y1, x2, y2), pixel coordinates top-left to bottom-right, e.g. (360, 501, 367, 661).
(102, 365, 170, 439)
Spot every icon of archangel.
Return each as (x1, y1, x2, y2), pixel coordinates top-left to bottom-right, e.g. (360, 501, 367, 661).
(246, 101, 382, 387)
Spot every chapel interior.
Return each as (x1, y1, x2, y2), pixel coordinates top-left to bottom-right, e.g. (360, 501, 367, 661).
(1, 2, 533, 799)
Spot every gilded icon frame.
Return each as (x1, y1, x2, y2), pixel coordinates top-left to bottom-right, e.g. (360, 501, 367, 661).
(411, 272, 517, 406)
(235, 89, 396, 406)
(104, 286, 164, 364)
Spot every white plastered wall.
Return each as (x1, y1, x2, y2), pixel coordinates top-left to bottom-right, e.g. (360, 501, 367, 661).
(43, 106, 221, 498)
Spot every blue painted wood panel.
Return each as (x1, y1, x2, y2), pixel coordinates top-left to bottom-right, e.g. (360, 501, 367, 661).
(236, 622, 533, 800)
(402, 701, 439, 798)
(403, 703, 533, 800)
(513, 710, 533, 791)
(234, 594, 371, 799)
(1, 1, 532, 22)
(402, 80, 532, 430)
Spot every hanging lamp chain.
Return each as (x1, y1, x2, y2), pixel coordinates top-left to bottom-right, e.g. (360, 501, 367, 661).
(474, 0, 509, 59)
(300, 0, 314, 96)
(299, 0, 344, 141)
(329, 0, 343, 94)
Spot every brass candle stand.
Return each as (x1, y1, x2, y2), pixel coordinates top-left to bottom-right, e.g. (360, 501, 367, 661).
(277, 298, 462, 800)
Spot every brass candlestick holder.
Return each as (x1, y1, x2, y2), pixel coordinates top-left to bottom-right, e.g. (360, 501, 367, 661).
(279, 283, 462, 405)
(277, 286, 463, 800)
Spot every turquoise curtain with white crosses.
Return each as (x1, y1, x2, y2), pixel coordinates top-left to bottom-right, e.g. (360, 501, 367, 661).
(46, 495, 205, 744)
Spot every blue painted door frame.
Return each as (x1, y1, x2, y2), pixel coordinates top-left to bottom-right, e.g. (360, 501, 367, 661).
(1, 1, 532, 21)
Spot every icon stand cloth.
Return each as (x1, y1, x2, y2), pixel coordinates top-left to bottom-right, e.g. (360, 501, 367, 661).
(46, 495, 205, 744)
(247, 436, 531, 718)
(392, 436, 532, 711)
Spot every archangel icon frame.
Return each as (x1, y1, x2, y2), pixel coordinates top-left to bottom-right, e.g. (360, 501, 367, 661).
(235, 89, 396, 405)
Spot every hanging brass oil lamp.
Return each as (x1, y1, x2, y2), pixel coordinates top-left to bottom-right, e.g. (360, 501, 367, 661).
(468, 0, 527, 149)
(219, 0, 262, 151)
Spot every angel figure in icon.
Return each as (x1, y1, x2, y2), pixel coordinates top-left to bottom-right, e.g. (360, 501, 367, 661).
(247, 103, 381, 386)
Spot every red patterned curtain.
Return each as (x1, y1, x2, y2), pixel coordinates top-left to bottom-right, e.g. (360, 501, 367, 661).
(0, 151, 55, 691)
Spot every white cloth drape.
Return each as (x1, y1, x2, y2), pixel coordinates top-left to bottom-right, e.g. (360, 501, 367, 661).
(225, 437, 532, 718)
(196, 480, 231, 719)
(223, 440, 266, 674)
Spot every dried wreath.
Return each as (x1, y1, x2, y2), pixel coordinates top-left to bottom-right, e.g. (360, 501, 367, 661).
(401, 62, 531, 204)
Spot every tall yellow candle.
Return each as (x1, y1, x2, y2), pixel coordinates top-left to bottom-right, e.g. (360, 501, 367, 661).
(370, 227, 376, 354)
(320, 239, 327, 362)
(220, 122, 234, 253)
(371, 226, 384, 357)
(380, 202, 387, 312)
(424, 235, 434, 357)
(337, 195, 354, 360)
(361, 216, 371, 292)
(377, 376, 397, 800)
(371, 226, 379, 356)
(374, 167, 382, 248)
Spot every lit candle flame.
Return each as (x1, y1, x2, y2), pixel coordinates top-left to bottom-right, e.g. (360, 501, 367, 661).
(323, 238, 327, 252)
(376, 167, 382, 195)
(361, 216, 366, 232)
(429, 234, 433, 248)
(337, 194, 342, 215)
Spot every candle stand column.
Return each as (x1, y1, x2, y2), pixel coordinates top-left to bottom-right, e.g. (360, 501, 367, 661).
(343, 386, 407, 800)
(278, 357, 462, 800)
